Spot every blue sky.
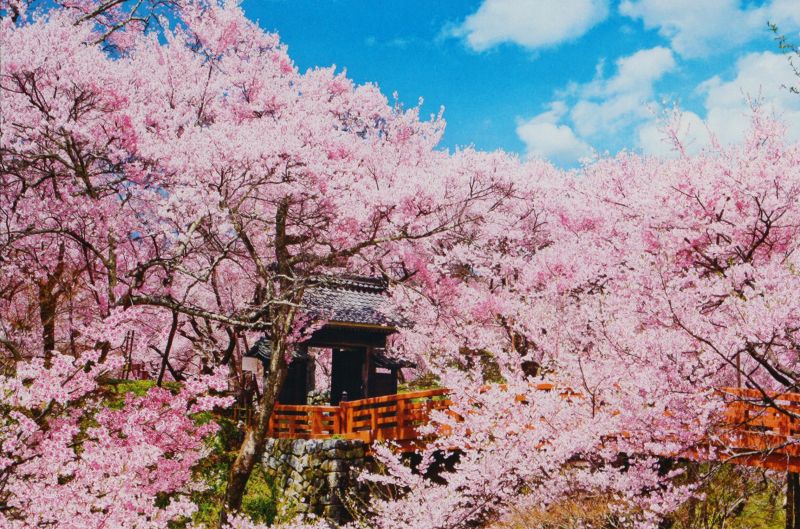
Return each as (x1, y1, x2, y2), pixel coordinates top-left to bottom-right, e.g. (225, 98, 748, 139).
(241, 1, 800, 165)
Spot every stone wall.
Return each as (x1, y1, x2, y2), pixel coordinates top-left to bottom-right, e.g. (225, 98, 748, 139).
(262, 438, 369, 523)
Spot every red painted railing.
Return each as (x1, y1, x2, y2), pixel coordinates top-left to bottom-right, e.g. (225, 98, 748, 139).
(268, 404, 341, 439)
(268, 388, 450, 445)
(267, 386, 800, 471)
(716, 387, 800, 471)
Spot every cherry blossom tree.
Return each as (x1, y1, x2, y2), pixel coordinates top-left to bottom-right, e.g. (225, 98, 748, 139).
(2, 0, 519, 523)
(0, 351, 232, 528)
(364, 111, 800, 529)
(3, 1, 800, 528)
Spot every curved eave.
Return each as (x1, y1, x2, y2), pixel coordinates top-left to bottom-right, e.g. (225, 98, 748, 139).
(324, 320, 397, 332)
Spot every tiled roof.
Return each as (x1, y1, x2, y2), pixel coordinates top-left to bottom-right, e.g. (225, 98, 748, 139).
(245, 275, 397, 362)
(373, 349, 416, 369)
(246, 335, 308, 363)
(303, 276, 393, 326)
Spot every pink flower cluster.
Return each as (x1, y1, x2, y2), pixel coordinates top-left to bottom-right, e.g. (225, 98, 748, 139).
(2, 1, 799, 528)
(1, 353, 231, 528)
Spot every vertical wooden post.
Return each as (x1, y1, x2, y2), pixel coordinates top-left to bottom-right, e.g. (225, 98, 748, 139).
(340, 401, 351, 437)
(425, 397, 433, 424)
(782, 408, 792, 440)
(396, 394, 406, 437)
(370, 402, 379, 439)
(311, 408, 322, 436)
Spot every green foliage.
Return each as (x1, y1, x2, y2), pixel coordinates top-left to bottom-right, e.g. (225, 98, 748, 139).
(103, 379, 156, 409)
(669, 463, 784, 529)
(101, 379, 181, 409)
(399, 372, 441, 393)
(189, 416, 241, 528)
(111, 379, 157, 396)
(734, 490, 785, 529)
(241, 466, 279, 525)
(188, 416, 280, 528)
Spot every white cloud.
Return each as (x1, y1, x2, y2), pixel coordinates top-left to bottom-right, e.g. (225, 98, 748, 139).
(516, 47, 676, 165)
(638, 51, 800, 155)
(770, 0, 800, 29)
(452, 0, 609, 51)
(516, 43, 800, 164)
(517, 102, 594, 165)
(701, 51, 800, 144)
(570, 46, 676, 137)
(619, 0, 800, 58)
(596, 45, 677, 94)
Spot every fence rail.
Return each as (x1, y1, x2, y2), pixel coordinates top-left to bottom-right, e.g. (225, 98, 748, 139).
(340, 388, 451, 444)
(716, 387, 800, 470)
(266, 386, 800, 471)
(269, 404, 341, 439)
(268, 388, 450, 444)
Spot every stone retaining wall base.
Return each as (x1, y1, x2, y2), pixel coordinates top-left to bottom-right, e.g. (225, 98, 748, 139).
(263, 438, 370, 524)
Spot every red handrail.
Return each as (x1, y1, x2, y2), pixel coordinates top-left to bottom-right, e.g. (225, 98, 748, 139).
(266, 386, 800, 471)
(268, 389, 450, 442)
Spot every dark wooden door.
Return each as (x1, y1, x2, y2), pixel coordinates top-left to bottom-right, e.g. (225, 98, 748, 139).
(330, 348, 366, 405)
(278, 358, 308, 405)
(368, 367, 398, 398)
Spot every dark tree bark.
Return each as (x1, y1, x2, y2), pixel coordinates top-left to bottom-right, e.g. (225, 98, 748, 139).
(38, 279, 58, 361)
(219, 198, 300, 526)
(788, 472, 800, 529)
(156, 311, 179, 386)
(37, 246, 65, 366)
(219, 328, 290, 526)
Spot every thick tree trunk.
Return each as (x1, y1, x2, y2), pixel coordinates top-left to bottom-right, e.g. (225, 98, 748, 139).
(38, 279, 58, 366)
(788, 472, 800, 529)
(219, 334, 290, 527)
(37, 245, 65, 366)
(219, 196, 300, 527)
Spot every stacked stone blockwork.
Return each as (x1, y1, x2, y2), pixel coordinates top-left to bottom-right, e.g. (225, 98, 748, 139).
(262, 438, 370, 523)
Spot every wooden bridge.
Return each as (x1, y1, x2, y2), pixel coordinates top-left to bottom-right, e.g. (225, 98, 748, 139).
(266, 386, 800, 472)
